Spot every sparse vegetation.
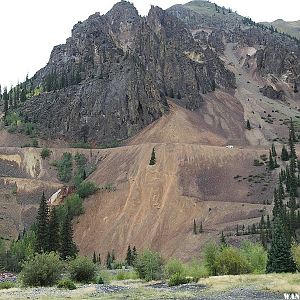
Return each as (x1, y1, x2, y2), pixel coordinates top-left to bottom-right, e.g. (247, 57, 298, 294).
(69, 256, 97, 283)
(57, 278, 77, 290)
(40, 147, 51, 159)
(20, 252, 63, 287)
(53, 152, 73, 182)
(134, 250, 163, 281)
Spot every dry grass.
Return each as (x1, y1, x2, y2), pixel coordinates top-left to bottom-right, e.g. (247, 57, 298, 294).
(199, 273, 300, 294)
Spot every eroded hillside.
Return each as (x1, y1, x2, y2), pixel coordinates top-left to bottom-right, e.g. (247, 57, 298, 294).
(0, 0, 300, 261)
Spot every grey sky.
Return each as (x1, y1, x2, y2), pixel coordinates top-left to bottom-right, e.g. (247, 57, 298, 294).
(0, 0, 299, 88)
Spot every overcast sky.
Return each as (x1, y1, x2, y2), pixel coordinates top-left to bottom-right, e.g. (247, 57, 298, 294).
(0, 0, 299, 88)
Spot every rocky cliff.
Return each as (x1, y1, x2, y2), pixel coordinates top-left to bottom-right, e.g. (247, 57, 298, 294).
(22, 1, 236, 144)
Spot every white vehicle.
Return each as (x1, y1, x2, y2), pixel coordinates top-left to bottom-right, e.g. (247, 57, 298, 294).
(226, 145, 234, 149)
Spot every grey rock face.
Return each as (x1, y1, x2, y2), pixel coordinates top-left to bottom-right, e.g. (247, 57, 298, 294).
(22, 1, 236, 144)
(259, 85, 285, 100)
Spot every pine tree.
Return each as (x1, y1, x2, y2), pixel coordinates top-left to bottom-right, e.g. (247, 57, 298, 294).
(246, 119, 251, 130)
(294, 82, 298, 93)
(98, 253, 101, 265)
(132, 246, 137, 263)
(149, 148, 156, 165)
(60, 210, 77, 259)
(289, 118, 297, 150)
(193, 219, 197, 234)
(266, 217, 296, 273)
(93, 251, 97, 264)
(126, 245, 132, 266)
(220, 231, 227, 247)
(271, 143, 277, 157)
(106, 252, 112, 269)
(199, 222, 203, 233)
(48, 207, 60, 252)
(260, 228, 267, 250)
(36, 192, 49, 252)
(269, 150, 274, 170)
(236, 224, 239, 236)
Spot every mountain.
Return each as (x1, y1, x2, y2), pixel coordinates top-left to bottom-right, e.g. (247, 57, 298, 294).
(21, 1, 235, 145)
(0, 0, 300, 260)
(261, 19, 300, 39)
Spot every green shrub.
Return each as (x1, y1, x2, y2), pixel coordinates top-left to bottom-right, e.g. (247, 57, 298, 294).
(95, 275, 104, 284)
(71, 142, 91, 149)
(57, 278, 77, 290)
(115, 270, 139, 280)
(111, 260, 126, 270)
(95, 270, 111, 284)
(164, 259, 185, 278)
(168, 273, 191, 286)
(20, 252, 63, 287)
(40, 147, 51, 159)
(241, 241, 267, 274)
(292, 243, 300, 271)
(184, 260, 209, 281)
(57, 193, 84, 220)
(69, 256, 96, 283)
(134, 250, 163, 281)
(0, 281, 16, 289)
(31, 139, 38, 147)
(77, 181, 98, 198)
(215, 247, 252, 275)
(53, 152, 73, 182)
(203, 242, 219, 276)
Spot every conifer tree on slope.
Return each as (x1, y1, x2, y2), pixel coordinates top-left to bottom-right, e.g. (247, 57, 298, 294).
(267, 216, 296, 273)
(48, 207, 60, 252)
(60, 210, 77, 259)
(126, 245, 132, 266)
(36, 192, 49, 252)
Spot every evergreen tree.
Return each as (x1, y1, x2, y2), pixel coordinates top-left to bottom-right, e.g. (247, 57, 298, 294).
(266, 217, 296, 273)
(281, 145, 289, 161)
(269, 150, 274, 170)
(199, 221, 203, 233)
(60, 210, 77, 259)
(132, 246, 137, 263)
(236, 224, 239, 236)
(36, 192, 49, 252)
(246, 119, 251, 130)
(271, 143, 277, 157)
(193, 219, 197, 234)
(294, 82, 298, 93)
(98, 253, 101, 265)
(48, 207, 60, 252)
(126, 245, 132, 266)
(106, 252, 112, 269)
(149, 148, 156, 165)
(93, 251, 97, 264)
(220, 231, 227, 247)
(289, 118, 297, 148)
(260, 228, 267, 250)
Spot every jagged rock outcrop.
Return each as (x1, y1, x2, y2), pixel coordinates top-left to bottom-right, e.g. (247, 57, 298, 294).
(168, 1, 300, 84)
(22, 1, 236, 144)
(259, 85, 285, 100)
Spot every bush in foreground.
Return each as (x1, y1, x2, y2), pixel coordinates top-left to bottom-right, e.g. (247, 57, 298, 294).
(168, 273, 191, 286)
(215, 247, 252, 275)
(115, 270, 139, 280)
(241, 241, 267, 274)
(164, 259, 185, 279)
(0, 281, 16, 289)
(69, 256, 96, 283)
(57, 278, 77, 290)
(134, 250, 163, 281)
(20, 252, 63, 287)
